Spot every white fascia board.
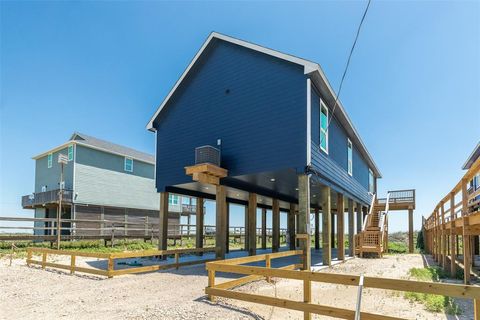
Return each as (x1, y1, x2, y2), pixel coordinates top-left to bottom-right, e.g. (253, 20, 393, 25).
(146, 32, 318, 131)
(32, 142, 72, 160)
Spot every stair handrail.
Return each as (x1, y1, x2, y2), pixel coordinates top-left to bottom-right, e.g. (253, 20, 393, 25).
(362, 193, 377, 231)
(380, 192, 391, 232)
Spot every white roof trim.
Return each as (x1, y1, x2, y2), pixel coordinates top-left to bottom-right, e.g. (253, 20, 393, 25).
(146, 32, 318, 131)
(146, 32, 381, 177)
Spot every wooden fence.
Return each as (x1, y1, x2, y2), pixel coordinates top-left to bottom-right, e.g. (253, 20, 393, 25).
(27, 246, 220, 278)
(206, 250, 480, 320)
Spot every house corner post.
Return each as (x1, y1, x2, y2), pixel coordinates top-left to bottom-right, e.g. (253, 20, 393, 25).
(159, 192, 169, 256)
(337, 193, 345, 260)
(314, 208, 320, 250)
(321, 186, 332, 266)
(195, 197, 204, 254)
(348, 198, 355, 257)
(288, 203, 296, 250)
(215, 185, 227, 259)
(272, 199, 280, 252)
(248, 193, 257, 256)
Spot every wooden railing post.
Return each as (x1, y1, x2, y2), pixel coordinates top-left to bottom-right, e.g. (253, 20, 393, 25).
(26, 248, 32, 266)
(265, 254, 271, 283)
(107, 255, 114, 278)
(303, 277, 311, 320)
(42, 252, 47, 269)
(70, 254, 76, 274)
(475, 299, 480, 320)
(208, 269, 216, 302)
(175, 253, 180, 270)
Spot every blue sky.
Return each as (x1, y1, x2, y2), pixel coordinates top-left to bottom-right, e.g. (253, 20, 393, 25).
(1, 1, 479, 232)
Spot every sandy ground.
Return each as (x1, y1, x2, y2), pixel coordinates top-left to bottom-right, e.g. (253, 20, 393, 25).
(0, 254, 474, 320)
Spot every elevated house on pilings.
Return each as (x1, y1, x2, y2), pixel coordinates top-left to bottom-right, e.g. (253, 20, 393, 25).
(147, 32, 389, 268)
(21, 132, 196, 241)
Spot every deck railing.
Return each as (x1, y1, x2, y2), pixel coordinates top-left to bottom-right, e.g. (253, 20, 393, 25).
(21, 189, 73, 208)
(377, 189, 415, 206)
(206, 254, 480, 320)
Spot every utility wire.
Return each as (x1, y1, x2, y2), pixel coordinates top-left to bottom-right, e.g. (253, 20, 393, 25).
(319, 0, 372, 148)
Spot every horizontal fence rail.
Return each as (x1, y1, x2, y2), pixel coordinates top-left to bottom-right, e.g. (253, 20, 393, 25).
(26, 246, 220, 278)
(206, 253, 480, 320)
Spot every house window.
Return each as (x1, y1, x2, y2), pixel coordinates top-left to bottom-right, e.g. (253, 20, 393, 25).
(68, 145, 74, 161)
(320, 101, 328, 153)
(124, 157, 133, 172)
(369, 169, 375, 194)
(47, 153, 52, 168)
(169, 194, 179, 205)
(347, 139, 353, 176)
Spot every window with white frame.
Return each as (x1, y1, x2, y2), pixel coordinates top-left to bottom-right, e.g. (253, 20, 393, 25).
(169, 194, 179, 205)
(124, 157, 133, 172)
(369, 169, 375, 194)
(68, 145, 74, 161)
(47, 153, 53, 168)
(347, 139, 353, 176)
(320, 101, 329, 153)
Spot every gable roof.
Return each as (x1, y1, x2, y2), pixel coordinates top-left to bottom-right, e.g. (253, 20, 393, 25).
(147, 32, 381, 178)
(33, 132, 155, 164)
(463, 142, 480, 170)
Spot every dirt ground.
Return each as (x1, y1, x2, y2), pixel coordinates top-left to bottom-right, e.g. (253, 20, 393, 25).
(0, 254, 473, 319)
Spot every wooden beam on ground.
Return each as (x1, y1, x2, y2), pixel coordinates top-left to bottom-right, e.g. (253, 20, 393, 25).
(348, 198, 355, 257)
(298, 175, 311, 270)
(322, 186, 331, 266)
(272, 199, 280, 252)
(216, 185, 227, 259)
(314, 208, 320, 250)
(261, 208, 267, 250)
(248, 193, 257, 256)
(337, 193, 345, 261)
(196, 197, 204, 251)
(288, 203, 296, 250)
(159, 192, 169, 252)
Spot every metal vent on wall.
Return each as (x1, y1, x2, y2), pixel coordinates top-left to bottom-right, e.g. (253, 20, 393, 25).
(195, 145, 221, 166)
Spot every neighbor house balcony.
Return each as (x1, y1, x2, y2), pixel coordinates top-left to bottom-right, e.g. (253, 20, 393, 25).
(21, 189, 73, 209)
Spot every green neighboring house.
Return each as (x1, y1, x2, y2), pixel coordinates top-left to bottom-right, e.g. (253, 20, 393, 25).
(22, 133, 194, 238)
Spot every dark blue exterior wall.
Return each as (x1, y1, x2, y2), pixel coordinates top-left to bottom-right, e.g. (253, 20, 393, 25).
(153, 39, 307, 191)
(310, 85, 372, 204)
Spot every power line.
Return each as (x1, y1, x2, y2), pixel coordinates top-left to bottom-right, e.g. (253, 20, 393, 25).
(319, 0, 372, 147)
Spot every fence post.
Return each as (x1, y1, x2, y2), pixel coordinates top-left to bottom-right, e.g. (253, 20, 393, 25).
(175, 253, 179, 270)
(27, 248, 32, 266)
(475, 299, 480, 320)
(42, 252, 47, 269)
(208, 269, 216, 302)
(107, 255, 114, 278)
(303, 277, 311, 320)
(70, 254, 76, 274)
(265, 254, 271, 283)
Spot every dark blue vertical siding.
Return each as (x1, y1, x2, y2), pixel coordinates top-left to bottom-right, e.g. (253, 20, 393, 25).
(154, 39, 307, 191)
(310, 84, 371, 203)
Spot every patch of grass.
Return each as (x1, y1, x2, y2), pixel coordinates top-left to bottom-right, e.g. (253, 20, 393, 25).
(387, 241, 408, 254)
(404, 267, 461, 315)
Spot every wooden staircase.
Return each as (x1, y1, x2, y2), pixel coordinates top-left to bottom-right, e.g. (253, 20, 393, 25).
(355, 193, 389, 258)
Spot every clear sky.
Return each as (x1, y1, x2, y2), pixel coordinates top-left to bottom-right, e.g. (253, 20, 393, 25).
(1, 1, 479, 232)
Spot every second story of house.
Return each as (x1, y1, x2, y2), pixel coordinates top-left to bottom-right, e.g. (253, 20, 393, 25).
(25, 133, 159, 210)
(147, 32, 381, 206)
(464, 142, 480, 193)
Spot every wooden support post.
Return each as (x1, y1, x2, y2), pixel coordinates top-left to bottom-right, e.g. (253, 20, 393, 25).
(196, 198, 204, 252)
(331, 212, 336, 249)
(298, 175, 311, 270)
(322, 186, 332, 266)
(314, 208, 320, 250)
(42, 252, 47, 269)
(441, 202, 447, 267)
(272, 199, 280, 252)
(462, 179, 471, 284)
(70, 254, 76, 274)
(261, 208, 267, 250)
(225, 203, 230, 254)
(216, 185, 227, 259)
(303, 279, 312, 320)
(408, 209, 413, 253)
(288, 204, 296, 250)
(175, 253, 180, 269)
(107, 256, 114, 278)
(244, 205, 249, 252)
(450, 192, 457, 278)
(337, 193, 345, 261)
(265, 254, 271, 283)
(248, 193, 257, 256)
(356, 202, 362, 233)
(158, 192, 169, 253)
(208, 270, 216, 302)
(348, 198, 355, 257)
(475, 299, 480, 320)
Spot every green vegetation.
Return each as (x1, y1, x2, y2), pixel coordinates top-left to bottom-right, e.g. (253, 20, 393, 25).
(404, 267, 461, 315)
